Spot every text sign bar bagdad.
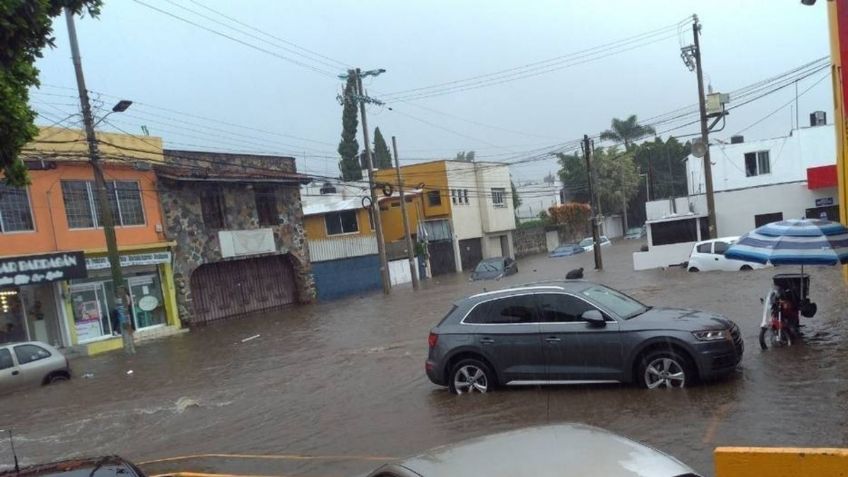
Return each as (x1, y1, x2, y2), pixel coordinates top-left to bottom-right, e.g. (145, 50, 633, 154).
(0, 251, 87, 287)
(85, 251, 171, 270)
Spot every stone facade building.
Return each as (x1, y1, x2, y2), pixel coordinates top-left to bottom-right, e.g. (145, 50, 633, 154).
(156, 150, 314, 324)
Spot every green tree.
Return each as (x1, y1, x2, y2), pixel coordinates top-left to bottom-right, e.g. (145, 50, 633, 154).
(556, 148, 639, 215)
(511, 180, 521, 209)
(599, 115, 656, 149)
(373, 127, 392, 169)
(1, 0, 102, 186)
(555, 152, 590, 203)
(454, 150, 475, 162)
(632, 136, 690, 200)
(593, 147, 640, 215)
(337, 75, 361, 181)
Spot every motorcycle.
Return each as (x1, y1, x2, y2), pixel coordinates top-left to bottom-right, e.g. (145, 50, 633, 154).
(759, 273, 817, 350)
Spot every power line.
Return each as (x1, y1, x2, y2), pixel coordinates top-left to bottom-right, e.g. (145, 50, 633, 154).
(130, 0, 339, 78)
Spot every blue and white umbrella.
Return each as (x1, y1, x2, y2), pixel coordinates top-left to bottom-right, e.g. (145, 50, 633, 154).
(725, 218, 848, 265)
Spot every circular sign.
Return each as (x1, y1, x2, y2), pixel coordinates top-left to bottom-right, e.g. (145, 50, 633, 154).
(138, 295, 159, 312)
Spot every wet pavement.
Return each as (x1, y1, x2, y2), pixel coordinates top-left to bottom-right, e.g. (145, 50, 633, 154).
(3, 240, 848, 477)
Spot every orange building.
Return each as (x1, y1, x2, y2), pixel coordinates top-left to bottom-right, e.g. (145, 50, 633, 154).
(0, 128, 179, 355)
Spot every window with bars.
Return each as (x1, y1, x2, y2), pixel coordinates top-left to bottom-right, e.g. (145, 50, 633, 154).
(61, 180, 145, 229)
(201, 187, 226, 229)
(325, 210, 359, 235)
(0, 184, 35, 233)
(254, 186, 278, 226)
(491, 187, 507, 207)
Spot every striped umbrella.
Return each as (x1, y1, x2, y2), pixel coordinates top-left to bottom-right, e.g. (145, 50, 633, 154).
(725, 218, 848, 266)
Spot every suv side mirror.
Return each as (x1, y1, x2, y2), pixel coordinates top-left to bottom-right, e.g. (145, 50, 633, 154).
(581, 309, 605, 326)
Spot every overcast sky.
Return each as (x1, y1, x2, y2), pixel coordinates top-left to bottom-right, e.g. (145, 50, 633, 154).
(31, 0, 832, 182)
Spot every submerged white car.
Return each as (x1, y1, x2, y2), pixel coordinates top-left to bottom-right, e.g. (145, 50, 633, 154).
(579, 235, 612, 252)
(687, 236, 768, 272)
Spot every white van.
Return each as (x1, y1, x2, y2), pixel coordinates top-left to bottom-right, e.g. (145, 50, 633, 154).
(687, 236, 768, 272)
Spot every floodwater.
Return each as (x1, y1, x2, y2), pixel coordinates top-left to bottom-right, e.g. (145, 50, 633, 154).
(2, 240, 848, 477)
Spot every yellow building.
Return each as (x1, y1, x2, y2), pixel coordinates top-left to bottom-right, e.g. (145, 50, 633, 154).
(376, 160, 517, 276)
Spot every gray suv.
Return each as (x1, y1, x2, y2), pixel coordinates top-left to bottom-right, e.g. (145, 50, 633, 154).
(425, 282, 743, 394)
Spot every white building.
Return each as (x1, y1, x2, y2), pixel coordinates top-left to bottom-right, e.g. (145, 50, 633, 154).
(633, 117, 837, 270)
(443, 161, 517, 270)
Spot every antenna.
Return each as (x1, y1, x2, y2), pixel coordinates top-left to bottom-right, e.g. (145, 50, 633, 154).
(1, 430, 20, 476)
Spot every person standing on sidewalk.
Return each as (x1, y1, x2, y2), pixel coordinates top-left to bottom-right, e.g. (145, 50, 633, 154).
(115, 287, 135, 355)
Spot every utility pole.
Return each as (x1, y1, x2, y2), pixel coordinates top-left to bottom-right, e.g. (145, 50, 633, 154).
(65, 8, 133, 354)
(583, 134, 603, 270)
(353, 68, 391, 294)
(391, 136, 419, 290)
(691, 15, 718, 238)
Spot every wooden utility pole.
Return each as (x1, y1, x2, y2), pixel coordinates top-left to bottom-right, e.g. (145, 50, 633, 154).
(65, 8, 133, 354)
(354, 69, 391, 294)
(391, 136, 419, 290)
(583, 134, 603, 270)
(692, 15, 718, 238)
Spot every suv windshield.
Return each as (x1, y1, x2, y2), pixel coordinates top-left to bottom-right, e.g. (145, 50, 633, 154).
(580, 285, 648, 319)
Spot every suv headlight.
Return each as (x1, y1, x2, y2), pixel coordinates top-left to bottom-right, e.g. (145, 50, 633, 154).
(692, 329, 730, 341)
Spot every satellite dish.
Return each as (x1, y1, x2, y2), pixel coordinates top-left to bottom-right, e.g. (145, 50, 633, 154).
(692, 141, 707, 158)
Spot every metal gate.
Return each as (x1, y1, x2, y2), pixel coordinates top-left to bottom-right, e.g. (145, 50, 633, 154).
(190, 255, 297, 323)
(428, 240, 456, 276)
(459, 238, 482, 271)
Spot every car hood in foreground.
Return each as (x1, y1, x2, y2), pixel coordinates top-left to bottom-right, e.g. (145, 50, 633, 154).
(375, 423, 697, 477)
(627, 307, 735, 331)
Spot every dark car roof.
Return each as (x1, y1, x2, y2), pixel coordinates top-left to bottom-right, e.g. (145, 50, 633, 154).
(458, 281, 592, 306)
(0, 456, 144, 477)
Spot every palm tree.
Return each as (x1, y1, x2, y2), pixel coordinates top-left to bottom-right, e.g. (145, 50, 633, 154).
(599, 115, 656, 149)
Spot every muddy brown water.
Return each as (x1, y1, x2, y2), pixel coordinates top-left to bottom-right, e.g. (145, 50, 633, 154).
(2, 240, 847, 477)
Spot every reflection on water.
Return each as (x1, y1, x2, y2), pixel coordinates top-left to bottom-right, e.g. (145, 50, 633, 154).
(2, 241, 847, 477)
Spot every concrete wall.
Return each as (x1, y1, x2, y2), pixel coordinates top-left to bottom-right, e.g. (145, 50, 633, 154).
(474, 162, 517, 233)
(712, 182, 839, 237)
(388, 257, 419, 286)
(633, 242, 694, 270)
(602, 214, 624, 239)
(312, 254, 381, 301)
(687, 124, 835, 194)
(646, 196, 707, 221)
(513, 226, 547, 257)
(445, 161, 484, 240)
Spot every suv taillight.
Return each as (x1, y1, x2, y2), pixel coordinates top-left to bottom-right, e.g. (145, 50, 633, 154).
(428, 332, 439, 349)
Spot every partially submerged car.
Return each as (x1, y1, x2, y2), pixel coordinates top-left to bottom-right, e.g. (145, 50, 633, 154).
(469, 257, 517, 281)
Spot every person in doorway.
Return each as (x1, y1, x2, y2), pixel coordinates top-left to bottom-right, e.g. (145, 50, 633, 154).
(115, 287, 135, 355)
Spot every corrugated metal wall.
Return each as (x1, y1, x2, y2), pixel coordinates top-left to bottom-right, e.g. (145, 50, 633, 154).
(308, 235, 378, 262)
(312, 254, 381, 300)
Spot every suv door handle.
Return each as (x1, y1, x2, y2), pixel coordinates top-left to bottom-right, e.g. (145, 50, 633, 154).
(11, 371, 19, 376)
(545, 336, 561, 343)
(480, 337, 495, 344)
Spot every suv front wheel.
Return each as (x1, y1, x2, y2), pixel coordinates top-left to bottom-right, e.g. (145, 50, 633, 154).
(449, 359, 493, 395)
(638, 350, 692, 389)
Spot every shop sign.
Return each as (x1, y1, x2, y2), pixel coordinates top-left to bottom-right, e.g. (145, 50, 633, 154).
(815, 197, 834, 207)
(0, 251, 87, 287)
(86, 251, 171, 270)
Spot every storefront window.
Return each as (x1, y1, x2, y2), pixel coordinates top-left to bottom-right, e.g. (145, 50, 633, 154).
(128, 275, 166, 329)
(70, 283, 113, 343)
(0, 289, 27, 344)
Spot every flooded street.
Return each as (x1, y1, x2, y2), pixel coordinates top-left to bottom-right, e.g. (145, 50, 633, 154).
(3, 240, 848, 477)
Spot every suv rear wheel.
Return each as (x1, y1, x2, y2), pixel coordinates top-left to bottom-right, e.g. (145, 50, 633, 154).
(638, 350, 692, 389)
(449, 359, 493, 395)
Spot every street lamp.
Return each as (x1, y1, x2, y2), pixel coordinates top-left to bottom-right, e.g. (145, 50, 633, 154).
(93, 99, 132, 127)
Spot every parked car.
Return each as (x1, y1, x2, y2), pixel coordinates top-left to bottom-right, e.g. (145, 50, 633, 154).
(366, 423, 701, 477)
(579, 235, 612, 252)
(625, 226, 646, 240)
(469, 257, 517, 281)
(548, 243, 585, 257)
(0, 456, 146, 477)
(425, 281, 743, 394)
(687, 236, 768, 272)
(0, 341, 71, 394)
